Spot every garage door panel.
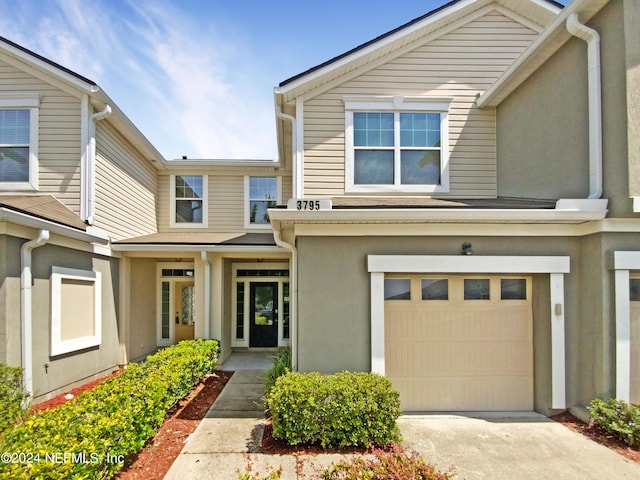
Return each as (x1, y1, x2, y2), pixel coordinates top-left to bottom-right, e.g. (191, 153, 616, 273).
(385, 275, 533, 411)
(392, 376, 534, 411)
(387, 341, 532, 376)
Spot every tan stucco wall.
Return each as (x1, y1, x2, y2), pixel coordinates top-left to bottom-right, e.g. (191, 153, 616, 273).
(295, 234, 593, 414)
(497, 0, 632, 216)
(624, 0, 640, 198)
(128, 258, 158, 362)
(496, 36, 590, 200)
(25, 243, 120, 402)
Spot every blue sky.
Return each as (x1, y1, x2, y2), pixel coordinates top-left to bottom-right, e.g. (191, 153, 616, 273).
(0, 0, 567, 160)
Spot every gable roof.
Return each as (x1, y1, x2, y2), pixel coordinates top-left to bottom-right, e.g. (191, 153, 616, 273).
(275, 0, 563, 103)
(0, 36, 167, 168)
(477, 0, 610, 107)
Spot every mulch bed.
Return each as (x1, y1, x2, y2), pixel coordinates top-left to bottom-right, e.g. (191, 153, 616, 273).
(115, 371, 233, 479)
(551, 411, 640, 464)
(26, 369, 233, 480)
(259, 418, 387, 455)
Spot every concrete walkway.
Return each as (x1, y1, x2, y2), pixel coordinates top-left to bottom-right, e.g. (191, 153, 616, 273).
(165, 353, 640, 479)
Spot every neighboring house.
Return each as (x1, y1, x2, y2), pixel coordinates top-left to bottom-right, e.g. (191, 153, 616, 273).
(1, 0, 638, 419)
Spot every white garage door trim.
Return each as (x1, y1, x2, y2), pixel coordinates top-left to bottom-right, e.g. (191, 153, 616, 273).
(613, 251, 640, 402)
(368, 255, 571, 409)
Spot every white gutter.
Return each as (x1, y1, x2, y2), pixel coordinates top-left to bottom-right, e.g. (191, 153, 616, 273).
(82, 105, 112, 224)
(275, 105, 299, 199)
(20, 229, 49, 401)
(566, 13, 603, 199)
(272, 227, 298, 371)
(201, 251, 211, 340)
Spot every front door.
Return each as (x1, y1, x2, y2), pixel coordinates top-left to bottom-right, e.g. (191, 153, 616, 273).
(250, 282, 278, 347)
(174, 281, 195, 343)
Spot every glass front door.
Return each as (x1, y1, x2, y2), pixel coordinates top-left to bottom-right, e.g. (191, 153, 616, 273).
(174, 281, 195, 343)
(249, 282, 278, 347)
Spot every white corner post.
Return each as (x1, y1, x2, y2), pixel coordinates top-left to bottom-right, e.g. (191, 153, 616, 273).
(201, 251, 211, 340)
(614, 268, 631, 402)
(20, 229, 50, 401)
(370, 271, 385, 375)
(612, 251, 640, 402)
(550, 273, 567, 409)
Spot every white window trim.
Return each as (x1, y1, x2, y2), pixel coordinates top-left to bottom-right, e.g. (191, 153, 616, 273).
(50, 267, 101, 356)
(244, 176, 281, 229)
(0, 93, 39, 191)
(368, 255, 570, 410)
(169, 174, 208, 228)
(344, 96, 450, 194)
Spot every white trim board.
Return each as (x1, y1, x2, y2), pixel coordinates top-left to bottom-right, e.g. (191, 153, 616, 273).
(368, 254, 569, 410)
(612, 251, 640, 402)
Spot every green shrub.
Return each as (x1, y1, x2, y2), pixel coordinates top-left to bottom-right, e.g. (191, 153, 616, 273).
(0, 363, 30, 433)
(263, 348, 291, 402)
(588, 398, 640, 447)
(267, 371, 401, 448)
(321, 443, 454, 480)
(0, 339, 218, 480)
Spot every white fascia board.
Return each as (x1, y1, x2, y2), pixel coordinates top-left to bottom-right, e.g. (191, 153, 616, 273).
(276, 0, 476, 95)
(111, 243, 284, 253)
(0, 207, 109, 244)
(163, 159, 281, 170)
(0, 40, 99, 94)
(268, 208, 607, 224)
(368, 255, 570, 274)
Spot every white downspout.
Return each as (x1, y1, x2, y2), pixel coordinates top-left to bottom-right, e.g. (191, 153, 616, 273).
(83, 105, 112, 224)
(201, 251, 211, 340)
(272, 228, 298, 371)
(20, 229, 49, 401)
(566, 13, 603, 199)
(275, 106, 299, 199)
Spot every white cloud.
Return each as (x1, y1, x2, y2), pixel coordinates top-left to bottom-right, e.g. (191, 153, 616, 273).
(0, 0, 278, 160)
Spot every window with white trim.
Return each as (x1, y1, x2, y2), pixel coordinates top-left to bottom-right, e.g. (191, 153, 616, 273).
(0, 94, 39, 190)
(50, 267, 101, 356)
(345, 96, 450, 193)
(170, 175, 208, 227)
(245, 176, 279, 228)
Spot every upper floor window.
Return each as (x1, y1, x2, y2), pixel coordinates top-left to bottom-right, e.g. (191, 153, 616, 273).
(170, 175, 208, 227)
(245, 176, 279, 228)
(344, 96, 450, 193)
(0, 94, 39, 190)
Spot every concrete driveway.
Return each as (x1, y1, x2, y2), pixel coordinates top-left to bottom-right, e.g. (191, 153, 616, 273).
(399, 412, 640, 479)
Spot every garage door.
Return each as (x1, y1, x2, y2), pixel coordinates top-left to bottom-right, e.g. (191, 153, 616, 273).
(630, 276, 640, 403)
(385, 275, 533, 411)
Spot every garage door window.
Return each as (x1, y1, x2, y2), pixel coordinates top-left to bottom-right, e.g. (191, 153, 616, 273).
(421, 279, 448, 300)
(384, 279, 411, 300)
(501, 279, 527, 300)
(464, 278, 490, 300)
(630, 278, 640, 301)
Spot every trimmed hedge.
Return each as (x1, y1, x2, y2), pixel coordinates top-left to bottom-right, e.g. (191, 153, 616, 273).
(267, 371, 401, 448)
(589, 398, 640, 447)
(263, 348, 291, 405)
(0, 339, 218, 480)
(0, 363, 29, 434)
